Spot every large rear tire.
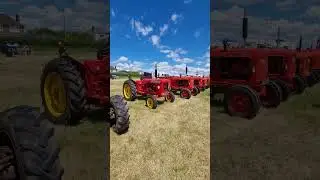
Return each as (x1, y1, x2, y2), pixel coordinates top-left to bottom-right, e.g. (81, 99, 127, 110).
(40, 58, 86, 125)
(109, 95, 130, 135)
(0, 106, 63, 180)
(224, 85, 261, 119)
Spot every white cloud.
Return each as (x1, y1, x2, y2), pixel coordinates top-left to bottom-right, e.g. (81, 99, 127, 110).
(149, 61, 209, 76)
(194, 30, 201, 38)
(276, 0, 296, 11)
(170, 13, 183, 24)
(150, 35, 160, 46)
(160, 24, 169, 36)
(130, 18, 153, 36)
(305, 6, 320, 17)
(111, 8, 115, 17)
(113, 56, 129, 64)
(223, 0, 264, 5)
(211, 5, 320, 48)
(18, 0, 109, 31)
(184, 0, 192, 4)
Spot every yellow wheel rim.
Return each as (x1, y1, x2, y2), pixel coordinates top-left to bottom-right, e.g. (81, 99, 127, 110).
(146, 98, 154, 108)
(43, 73, 67, 119)
(123, 83, 132, 99)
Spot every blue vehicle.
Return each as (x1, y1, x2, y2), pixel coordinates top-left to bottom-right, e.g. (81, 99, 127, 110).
(1, 41, 18, 57)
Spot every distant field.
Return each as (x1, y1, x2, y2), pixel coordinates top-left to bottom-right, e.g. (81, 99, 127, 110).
(110, 78, 210, 179)
(0, 50, 105, 180)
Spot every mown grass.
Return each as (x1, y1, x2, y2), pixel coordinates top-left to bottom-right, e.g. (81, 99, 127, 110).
(0, 50, 105, 179)
(110, 78, 210, 179)
(211, 84, 320, 179)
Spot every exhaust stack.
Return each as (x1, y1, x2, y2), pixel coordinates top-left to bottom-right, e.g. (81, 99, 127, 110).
(242, 8, 248, 47)
(154, 63, 158, 78)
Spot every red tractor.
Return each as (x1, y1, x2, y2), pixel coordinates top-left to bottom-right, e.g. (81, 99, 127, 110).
(163, 76, 200, 99)
(306, 40, 320, 86)
(263, 48, 307, 101)
(40, 43, 130, 135)
(122, 72, 175, 109)
(211, 47, 283, 119)
(192, 76, 206, 92)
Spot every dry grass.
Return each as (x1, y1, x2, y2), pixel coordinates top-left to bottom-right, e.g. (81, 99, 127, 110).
(0, 49, 105, 179)
(110, 78, 210, 179)
(211, 84, 320, 179)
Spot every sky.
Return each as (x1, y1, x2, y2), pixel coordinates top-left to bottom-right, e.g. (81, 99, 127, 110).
(110, 0, 210, 76)
(0, 0, 109, 32)
(211, 0, 320, 49)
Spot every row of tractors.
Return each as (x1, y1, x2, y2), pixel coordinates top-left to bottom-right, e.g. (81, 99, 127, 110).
(210, 9, 320, 119)
(121, 70, 210, 109)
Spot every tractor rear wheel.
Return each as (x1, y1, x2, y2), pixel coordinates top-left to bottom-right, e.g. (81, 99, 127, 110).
(109, 95, 130, 135)
(0, 106, 63, 180)
(274, 79, 291, 101)
(165, 91, 175, 103)
(146, 95, 157, 109)
(293, 75, 306, 94)
(40, 58, 86, 125)
(180, 88, 191, 99)
(191, 87, 198, 96)
(261, 81, 282, 108)
(123, 80, 137, 101)
(224, 85, 261, 119)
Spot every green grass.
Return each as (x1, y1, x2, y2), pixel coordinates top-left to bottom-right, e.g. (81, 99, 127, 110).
(212, 84, 320, 179)
(0, 50, 105, 180)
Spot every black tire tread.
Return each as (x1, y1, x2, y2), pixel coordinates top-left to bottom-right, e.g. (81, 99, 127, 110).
(123, 80, 137, 101)
(40, 58, 86, 125)
(110, 95, 130, 135)
(0, 106, 63, 180)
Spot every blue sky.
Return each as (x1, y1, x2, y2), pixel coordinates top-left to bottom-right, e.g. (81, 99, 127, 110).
(110, 0, 210, 76)
(0, 0, 108, 32)
(211, 0, 320, 48)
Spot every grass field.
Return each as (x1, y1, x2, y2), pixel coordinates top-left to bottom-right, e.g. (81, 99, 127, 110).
(110, 78, 210, 179)
(212, 84, 320, 179)
(0, 49, 105, 179)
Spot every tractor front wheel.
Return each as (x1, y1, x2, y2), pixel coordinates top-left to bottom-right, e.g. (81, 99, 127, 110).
(165, 91, 175, 103)
(191, 87, 198, 96)
(274, 79, 291, 101)
(40, 58, 86, 125)
(109, 95, 130, 135)
(293, 75, 307, 94)
(224, 85, 261, 119)
(261, 81, 282, 108)
(180, 88, 191, 99)
(123, 80, 137, 101)
(146, 95, 157, 109)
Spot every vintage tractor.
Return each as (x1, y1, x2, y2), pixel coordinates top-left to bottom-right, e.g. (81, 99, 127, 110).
(122, 72, 175, 109)
(211, 46, 283, 119)
(40, 42, 130, 135)
(164, 76, 200, 99)
(263, 48, 307, 101)
(0, 106, 63, 179)
(306, 39, 320, 86)
(192, 76, 206, 91)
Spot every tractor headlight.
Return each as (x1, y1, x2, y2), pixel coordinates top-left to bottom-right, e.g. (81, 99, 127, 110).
(157, 85, 160, 89)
